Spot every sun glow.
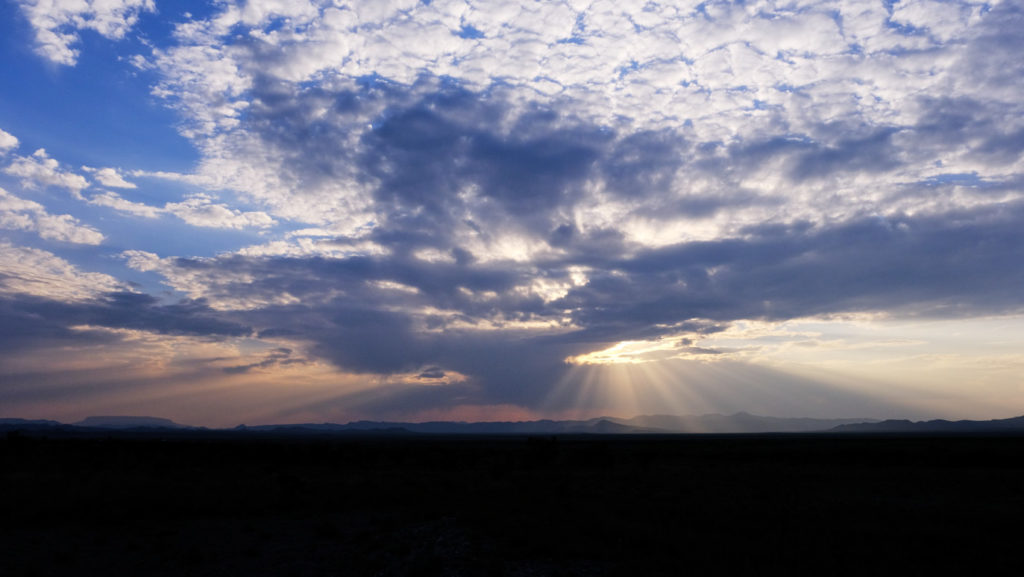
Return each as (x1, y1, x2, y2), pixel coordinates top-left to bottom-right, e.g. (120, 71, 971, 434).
(547, 360, 685, 417)
(565, 332, 724, 366)
(552, 314, 1024, 420)
(565, 339, 680, 365)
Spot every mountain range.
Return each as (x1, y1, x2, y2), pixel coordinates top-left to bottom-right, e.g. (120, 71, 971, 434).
(830, 415, 1024, 433)
(3, 413, 1024, 436)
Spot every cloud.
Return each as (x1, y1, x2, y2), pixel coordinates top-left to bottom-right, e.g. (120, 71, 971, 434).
(0, 128, 18, 154)
(84, 167, 137, 189)
(3, 149, 89, 195)
(0, 291, 252, 374)
(73, 291, 253, 338)
(163, 193, 275, 230)
(417, 366, 447, 380)
(129, 0, 1022, 251)
(115, 194, 1024, 409)
(7, 1, 1024, 419)
(222, 347, 307, 374)
(146, 0, 993, 139)
(563, 200, 1024, 331)
(104, 3, 1024, 337)
(86, 190, 277, 230)
(87, 191, 162, 218)
(890, 0, 989, 43)
(0, 241, 126, 300)
(0, 146, 271, 231)
(0, 187, 104, 244)
(15, 0, 155, 66)
(0, 247, 251, 367)
(0, 243, 249, 355)
(104, 0, 1024, 411)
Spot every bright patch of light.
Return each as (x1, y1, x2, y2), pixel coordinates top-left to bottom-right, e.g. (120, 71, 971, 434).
(514, 277, 572, 303)
(369, 279, 420, 294)
(382, 367, 469, 387)
(566, 338, 681, 365)
(413, 248, 457, 264)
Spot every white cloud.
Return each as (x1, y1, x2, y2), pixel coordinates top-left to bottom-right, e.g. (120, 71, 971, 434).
(3, 149, 89, 195)
(29, 212, 105, 245)
(0, 241, 124, 300)
(0, 141, 274, 230)
(0, 187, 104, 244)
(0, 128, 18, 154)
(119, 248, 164, 272)
(891, 0, 990, 42)
(88, 191, 161, 218)
(87, 189, 279, 231)
(16, 0, 156, 66)
(133, 132, 377, 233)
(121, 249, 212, 302)
(121, 249, 296, 310)
(84, 166, 137, 189)
(163, 193, 275, 230)
(234, 237, 388, 259)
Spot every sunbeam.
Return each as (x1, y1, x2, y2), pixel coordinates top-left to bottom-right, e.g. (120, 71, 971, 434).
(550, 343, 925, 422)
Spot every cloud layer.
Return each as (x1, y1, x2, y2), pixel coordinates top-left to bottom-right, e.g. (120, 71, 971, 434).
(3, 1, 1024, 421)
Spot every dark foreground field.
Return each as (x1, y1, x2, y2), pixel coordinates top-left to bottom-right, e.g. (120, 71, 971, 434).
(3, 433, 1023, 576)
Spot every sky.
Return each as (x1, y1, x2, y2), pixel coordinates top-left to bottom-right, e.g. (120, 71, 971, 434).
(1, 0, 1023, 427)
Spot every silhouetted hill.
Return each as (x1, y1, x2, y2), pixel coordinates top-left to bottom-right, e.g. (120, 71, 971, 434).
(832, 415, 1024, 433)
(0, 418, 62, 427)
(72, 416, 194, 429)
(611, 412, 877, 433)
(1, 412, 884, 437)
(8, 413, 1023, 438)
(241, 418, 664, 435)
(227, 412, 873, 435)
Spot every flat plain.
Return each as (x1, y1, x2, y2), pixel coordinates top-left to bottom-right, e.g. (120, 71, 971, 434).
(3, 433, 1022, 575)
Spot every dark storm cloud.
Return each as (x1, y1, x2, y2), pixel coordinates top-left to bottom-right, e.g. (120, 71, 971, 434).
(366, 103, 605, 216)
(958, 0, 1024, 91)
(416, 366, 446, 380)
(244, 71, 1013, 260)
(695, 125, 902, 185)
(789, 128, 902, 181)
(0, 295, 123, 351)
(237, 298, 591, 410)
(173, 251, 540, 322)
(601, 130, 688, 196)
(242, 76, 761, 246)
(90, 292, 252, 336)
(902, 95, 1024, 169)
(0, 291, 251, 354)
(633, 189, 782, 220)
(562, 199, 1024, 330)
